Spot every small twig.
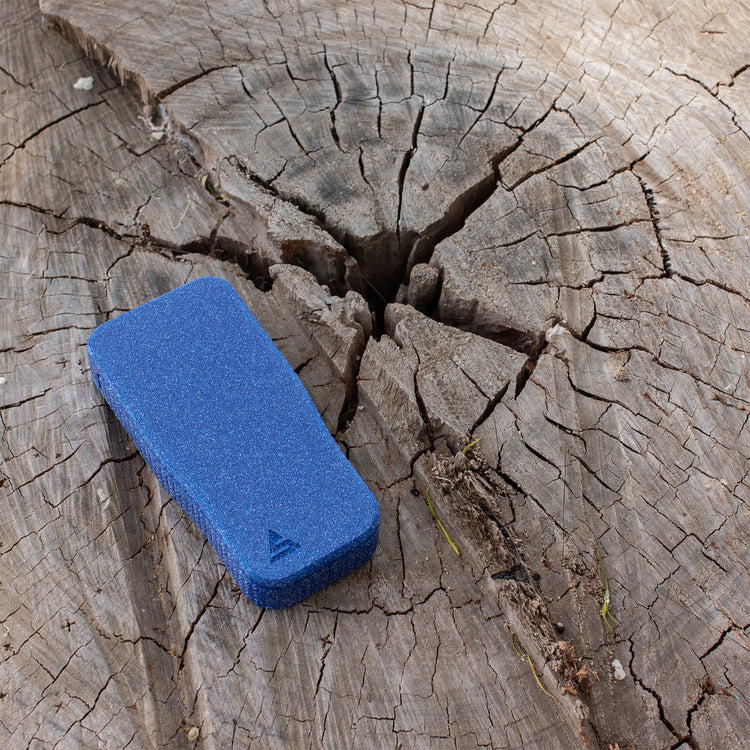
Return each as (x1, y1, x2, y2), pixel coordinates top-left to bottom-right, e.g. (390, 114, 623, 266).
(425, 488, 460, 556)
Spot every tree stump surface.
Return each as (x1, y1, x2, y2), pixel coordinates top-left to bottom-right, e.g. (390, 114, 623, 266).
(1, 0, 749, 747)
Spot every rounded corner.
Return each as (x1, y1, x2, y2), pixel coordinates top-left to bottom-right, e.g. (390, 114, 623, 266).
(86, 325, 106, 358)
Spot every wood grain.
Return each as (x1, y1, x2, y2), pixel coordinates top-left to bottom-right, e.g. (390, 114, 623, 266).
(1, 0, 749, 747)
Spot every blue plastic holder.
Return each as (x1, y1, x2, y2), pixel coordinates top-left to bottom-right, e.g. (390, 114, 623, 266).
(87, 277, 379, 608)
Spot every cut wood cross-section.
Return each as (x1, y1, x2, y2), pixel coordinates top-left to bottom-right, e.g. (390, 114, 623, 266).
(1, 0, 749, 748)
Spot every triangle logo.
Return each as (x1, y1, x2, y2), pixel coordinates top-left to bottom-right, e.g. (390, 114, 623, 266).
(268, 529, 300, 563)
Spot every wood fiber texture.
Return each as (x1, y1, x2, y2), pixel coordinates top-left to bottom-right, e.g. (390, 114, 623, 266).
(1, 0, 749, 747)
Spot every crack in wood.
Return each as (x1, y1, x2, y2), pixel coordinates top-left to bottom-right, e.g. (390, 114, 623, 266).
(636, 174, 673, 278)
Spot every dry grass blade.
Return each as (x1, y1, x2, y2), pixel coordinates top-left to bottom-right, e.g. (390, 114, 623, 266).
(510, 632, 557, 701)
(425, 488, 460, 555)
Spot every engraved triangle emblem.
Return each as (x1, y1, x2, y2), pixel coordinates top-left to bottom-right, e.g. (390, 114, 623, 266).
(268, 529, 300, 562)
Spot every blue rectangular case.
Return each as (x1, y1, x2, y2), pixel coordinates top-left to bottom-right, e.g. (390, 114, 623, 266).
(87, 277, 379, 608)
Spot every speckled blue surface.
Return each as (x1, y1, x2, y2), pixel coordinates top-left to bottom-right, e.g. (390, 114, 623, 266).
(87, 277, 379, 608)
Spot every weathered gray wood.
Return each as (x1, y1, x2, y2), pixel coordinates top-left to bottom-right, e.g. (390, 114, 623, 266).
(406, 263, 439, 312)
(1, 0, 749, 747)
